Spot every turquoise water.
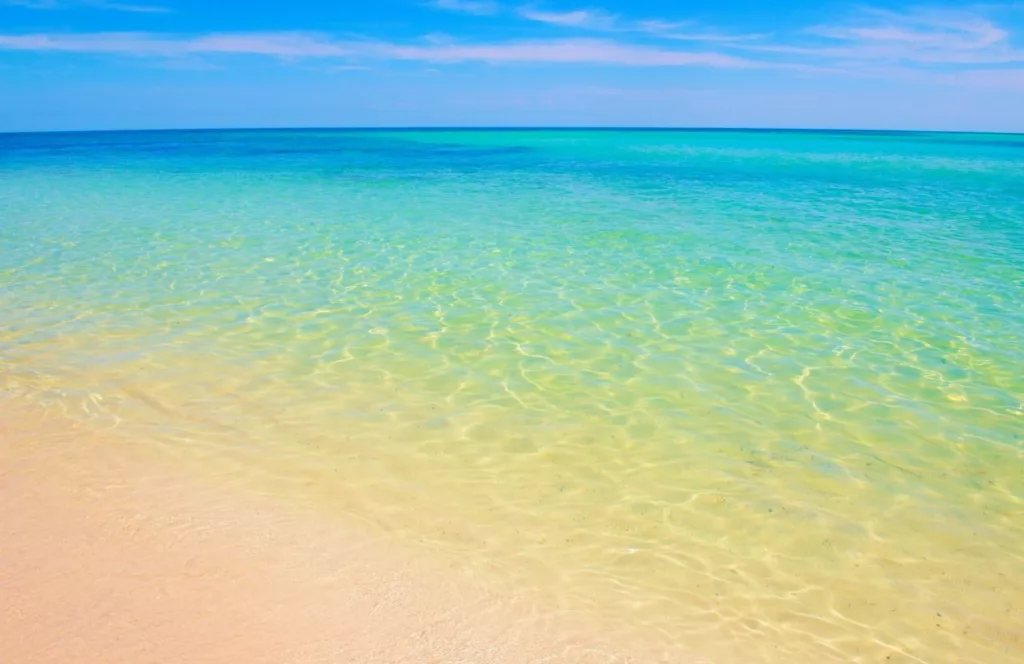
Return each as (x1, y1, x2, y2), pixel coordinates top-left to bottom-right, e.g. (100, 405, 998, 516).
(2, 129, 1023, 662)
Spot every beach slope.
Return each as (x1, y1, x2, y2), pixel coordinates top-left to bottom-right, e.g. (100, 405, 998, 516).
(0, 399, 665, 664)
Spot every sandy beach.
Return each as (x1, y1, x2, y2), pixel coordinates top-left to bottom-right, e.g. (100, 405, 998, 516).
(0, 397, 681, 664)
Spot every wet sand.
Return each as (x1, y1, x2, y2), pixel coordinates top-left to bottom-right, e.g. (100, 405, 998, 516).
(0, 399, 683, 664)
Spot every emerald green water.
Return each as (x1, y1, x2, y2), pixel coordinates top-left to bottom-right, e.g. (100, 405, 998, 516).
(1, 129, 1022, 662)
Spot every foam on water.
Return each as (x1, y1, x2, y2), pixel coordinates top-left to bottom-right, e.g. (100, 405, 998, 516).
(2, 129, 1023, 662)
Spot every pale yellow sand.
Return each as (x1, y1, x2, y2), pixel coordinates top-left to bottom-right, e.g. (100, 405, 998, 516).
(0, 399, 688, 664)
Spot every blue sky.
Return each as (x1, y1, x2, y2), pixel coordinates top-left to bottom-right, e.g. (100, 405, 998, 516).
(1, 1, 1023, 131)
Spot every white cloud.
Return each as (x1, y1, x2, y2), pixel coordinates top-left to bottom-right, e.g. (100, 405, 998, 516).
(91, 1, 168, 12)
(2, 0, 169, 11)
(0, 4, 1020, 84)
(379, 38, 754, 66)
(751, 7, 1024, 64)
(0, 32, 350, 56)
(1, 0, 59, 7)
(518, 8, 618, 30)
(655, 30, 762, 43)
(0, 31, 758, 68)
(516, 5, 758, 42)
(634, 20, 690, 33)
(430, 0, 500, 16)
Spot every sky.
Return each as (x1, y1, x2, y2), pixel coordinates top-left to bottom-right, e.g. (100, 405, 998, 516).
(1, 1, 1023, 132)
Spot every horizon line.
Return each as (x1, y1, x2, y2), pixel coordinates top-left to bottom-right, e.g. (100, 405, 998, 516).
(2, 125, 1023, 137)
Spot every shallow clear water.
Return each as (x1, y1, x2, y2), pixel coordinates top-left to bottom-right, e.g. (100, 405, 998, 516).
(2, 128, 1023, 662)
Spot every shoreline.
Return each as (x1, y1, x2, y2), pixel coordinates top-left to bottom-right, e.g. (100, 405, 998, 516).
(0, 398, 688, 664)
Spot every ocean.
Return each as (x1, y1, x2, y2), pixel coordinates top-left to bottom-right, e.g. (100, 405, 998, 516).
(1, 128, 1022, 662)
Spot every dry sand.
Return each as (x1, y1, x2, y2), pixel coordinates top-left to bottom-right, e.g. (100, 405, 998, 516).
(0, 398, 688, 664)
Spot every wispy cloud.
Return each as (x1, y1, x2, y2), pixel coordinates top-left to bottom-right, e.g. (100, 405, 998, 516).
(517, 5, 759, 42)
(518, 8, 618, 30)
(429, 0, 500, 16)
(2, 0, 60, 7)
(0, 30, 759, 68)
(512, 4, 1024, 76)
(651, 29, 762, 43)
(91, 0, 168, 12)
(1, 4, 1021, 83)
(633, 20, 690, 34)
(748, 6, 1024, 64)
(0, 32, 350, 56)
(3, 0, 169, 12)
(380, 38, 754, 66)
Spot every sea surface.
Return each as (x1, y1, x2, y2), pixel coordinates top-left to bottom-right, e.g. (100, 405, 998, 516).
(1, 128, 1022, 663)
